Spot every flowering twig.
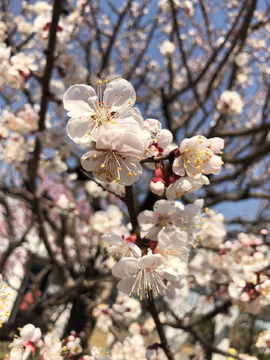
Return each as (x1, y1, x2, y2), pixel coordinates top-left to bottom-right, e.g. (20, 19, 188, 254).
(123, 185, 175, 360)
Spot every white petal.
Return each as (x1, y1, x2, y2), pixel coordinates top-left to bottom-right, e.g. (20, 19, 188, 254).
(126, 243, 142, 258)
(63, 84, 97, 117)
(204, 155, 222, 175)
(113, 131, 144, 157)
(209, 137, 224, 154)
(117, 160, 142, 186)
(150, 181, 165, 196)
(143, 118, 162, 132)
(81, 150, 106, 172)
(112, 257, 139, 278)
(173, 156, 185, 176)
(22, 345, 31, 360)
(102, 233, 123, 246)
(116, 107, 144, 130)
(154, 200, 175, 217)
(157, 230, 171, 249)
(20, 324, 35, 341)
(138, 211, 157, 230)
(158, 129, 173, 149)
(169, 230, 188, 247)
(31, 328, 41, 342)
(194, 198, 204, 209)
(96, 128, 121, 150)
(66, 115, 95, 144)
(162, 267, 178, 281)
(184, 201, 203, 219)
(104, 78, 136, 110)
(117, 277, 136, 294)
(138, 254, 166, 269)
(166, 184, 176, 201)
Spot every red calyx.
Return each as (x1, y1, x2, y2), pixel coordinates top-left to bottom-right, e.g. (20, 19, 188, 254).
(151, 167, 166, 185)
(124, 234, 137, 244)
(149, 240, 158, 252)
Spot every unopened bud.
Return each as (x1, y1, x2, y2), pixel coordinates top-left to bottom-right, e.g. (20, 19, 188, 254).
(146, 343, 159, 360)
(150, 180, 165, 196)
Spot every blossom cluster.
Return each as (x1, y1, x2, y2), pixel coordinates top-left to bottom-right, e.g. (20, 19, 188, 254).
(0, 1, 269, 360)
(0, 3, 88, 175)
(5, 318, 168, 360)
(62, 78, 225, 300)
(64, 78, 224, 198)
(0, 275, 10, 327)
(190, 226, 270, 316)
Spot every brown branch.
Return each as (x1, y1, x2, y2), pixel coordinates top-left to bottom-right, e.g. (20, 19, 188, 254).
(0, 219, 34, 273)
(28, 0, 63, 189)
(147, 297, 175, 360)
(167, 1, 246, 102)
(123, 185, 146, 252)
(99, 0, 132, 74)
(165, 299, 232, 330)
(170, 0, 207, 116)
(199, 0, 214, 49)
(34, 193, 71, 283)
(223, 140, 270, 166)
(126, 9, 161, 80)
(0, 196, 14, 243)
(211, 122, 270, 137)
(188, 327, 240, 359)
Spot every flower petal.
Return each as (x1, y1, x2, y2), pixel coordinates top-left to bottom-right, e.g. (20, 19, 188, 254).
(154, 200, 175, 217)
(138, 254, 166, 269)
(162, 267, 178, 281)
(20, 324, 35, 342)
(101, 233, 123, 246)
(112, 257, 139, 278)
(81, 150, 106, 172)
(66, 115, 95, 144)
(63, 84, 97, 117)
(117, 277, 136, 295)
(104, 78, 136, 110)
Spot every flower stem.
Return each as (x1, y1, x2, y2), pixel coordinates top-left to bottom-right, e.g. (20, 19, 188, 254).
(124, 185, 147, 254)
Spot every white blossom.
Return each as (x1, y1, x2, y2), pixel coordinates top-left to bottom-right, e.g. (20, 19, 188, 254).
(42, 331, 63, 360)
(81, 128, 144, 185)
(64, 78, 144, 144)
(101, 233, 141, 260)
(112, 254, 178, 299)
(235, 52, 249, 67)
(0, 275, 9, 325)
(160, 41, 175, 56)
(172, 136, 223, 179)
(138, 200, 182, 240)
(217, 90, 243, 115)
